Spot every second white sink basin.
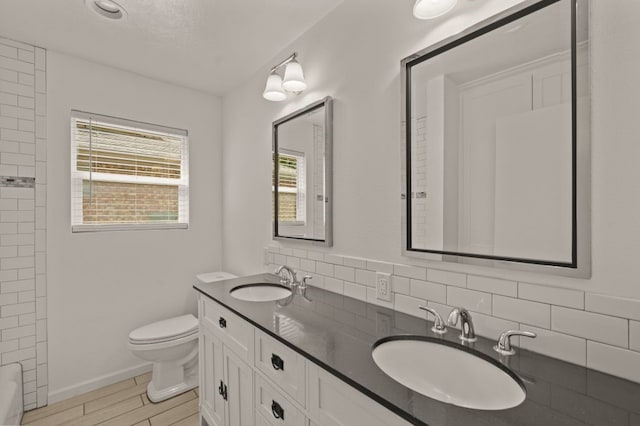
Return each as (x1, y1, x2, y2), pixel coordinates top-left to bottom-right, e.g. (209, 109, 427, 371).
(230, 283, 292, 302)
(372, 336, 525, 410)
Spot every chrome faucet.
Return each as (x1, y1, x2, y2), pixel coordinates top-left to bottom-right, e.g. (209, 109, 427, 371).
(494, 330, 537, 356)
(418, 305, 447, 334)
(274, 265, 297, 287)
(448, 307, 476, 342)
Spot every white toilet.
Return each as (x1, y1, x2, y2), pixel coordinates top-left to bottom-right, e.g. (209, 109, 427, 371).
(128, 272, 237, 402)
(128, 314, 199, 402)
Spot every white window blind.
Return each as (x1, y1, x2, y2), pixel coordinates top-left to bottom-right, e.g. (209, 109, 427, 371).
(273, 150, 306, 224)
(71, 110, 189, 232)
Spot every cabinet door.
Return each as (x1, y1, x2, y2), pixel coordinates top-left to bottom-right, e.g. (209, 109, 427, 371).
(224, 346, 254, 426)
(308, 364, 410, 426)
(200, 330, 226, 426)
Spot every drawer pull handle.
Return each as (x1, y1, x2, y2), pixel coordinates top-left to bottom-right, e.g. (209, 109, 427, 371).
(218, 380, 228, 401)
(271, 400, 285, 420)
(219, 317, 227, 328)
(271, 353, 284, 371)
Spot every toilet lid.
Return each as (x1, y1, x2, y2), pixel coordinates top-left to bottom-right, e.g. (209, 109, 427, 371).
(129, 314, 198, 344)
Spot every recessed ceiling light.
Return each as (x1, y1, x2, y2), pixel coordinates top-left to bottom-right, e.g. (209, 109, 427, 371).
(85, 0, 126, 20)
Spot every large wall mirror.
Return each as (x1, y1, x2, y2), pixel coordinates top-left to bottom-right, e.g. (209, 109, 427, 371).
(273, 97, 333, 246)
(402, 0, 590, 276)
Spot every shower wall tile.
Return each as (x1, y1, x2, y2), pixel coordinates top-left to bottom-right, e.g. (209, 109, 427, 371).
(0, 37, 46, 410)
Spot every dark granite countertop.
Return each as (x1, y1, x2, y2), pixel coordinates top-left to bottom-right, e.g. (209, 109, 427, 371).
(194, 273, 640, 426)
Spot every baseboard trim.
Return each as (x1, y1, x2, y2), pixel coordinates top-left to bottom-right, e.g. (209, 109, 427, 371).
(48, 362, 153, 405)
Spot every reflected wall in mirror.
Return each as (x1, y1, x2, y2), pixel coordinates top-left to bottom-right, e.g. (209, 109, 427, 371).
(402, 0, 590, 276)
(273, 97, 333, 245)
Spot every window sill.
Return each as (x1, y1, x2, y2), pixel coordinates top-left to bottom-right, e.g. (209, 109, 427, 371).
(279, 221, 305, 226)
(72, 223, 189, 233)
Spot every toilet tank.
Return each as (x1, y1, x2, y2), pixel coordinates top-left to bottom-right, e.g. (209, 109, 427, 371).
(196, 271, 237, 283)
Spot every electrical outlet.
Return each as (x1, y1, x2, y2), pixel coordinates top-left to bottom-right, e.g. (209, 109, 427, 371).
(376, 272, 392, 302)
(263, 248, 272, 265)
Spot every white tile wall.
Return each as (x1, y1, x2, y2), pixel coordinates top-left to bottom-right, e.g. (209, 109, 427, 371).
(551, 306, 628, 348)
(518, 282, 584, 309)
(493, 295, 551, 329)
(585, 293, 640, 322)
(519, 324, 586, 366)
(426, 268, 467, 288)
(409, 279, 446, 304)
(467, 275, 517, 297)
(265, 245, 640, 384)
(0, 36, 46, 410)
(447, 287, 492, 315)
(587, 341, 640, 384)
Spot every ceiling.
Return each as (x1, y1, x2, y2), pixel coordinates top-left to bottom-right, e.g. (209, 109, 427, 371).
(0, 0, 344, 95)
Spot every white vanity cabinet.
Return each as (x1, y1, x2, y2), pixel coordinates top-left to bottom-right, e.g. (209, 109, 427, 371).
(197, 294, 411, 426)
(199, 298, 254, 426)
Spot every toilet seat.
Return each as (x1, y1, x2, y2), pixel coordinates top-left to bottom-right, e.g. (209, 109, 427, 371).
(128, 331, 198, 352)
(129, 314, 198, 345)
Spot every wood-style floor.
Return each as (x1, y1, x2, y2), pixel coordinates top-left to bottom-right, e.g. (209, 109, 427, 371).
(21, 372, 199, 426)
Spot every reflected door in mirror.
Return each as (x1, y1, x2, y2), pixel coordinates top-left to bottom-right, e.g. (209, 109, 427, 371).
(402, 0, 590, 274)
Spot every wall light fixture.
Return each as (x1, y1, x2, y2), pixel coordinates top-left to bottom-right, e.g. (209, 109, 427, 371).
(85, 0, 126, 20)
(413, 0, 458, 19)
(263, 53, 307, 102)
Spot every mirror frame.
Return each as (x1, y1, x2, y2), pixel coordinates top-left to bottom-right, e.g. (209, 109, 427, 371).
(401, 0, 591, 277)
(273, 96, 333, 246)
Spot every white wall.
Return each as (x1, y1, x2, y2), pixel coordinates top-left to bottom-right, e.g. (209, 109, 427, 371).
(222, 0, 640, 300)
(47, 52, 222, 400)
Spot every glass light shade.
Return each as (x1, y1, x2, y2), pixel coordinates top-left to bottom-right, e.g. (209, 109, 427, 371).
(95, 0, 120, 13)
(263, 72, 286, 101)
(282, 60, 307, 92)
(413, 0, 458, 19)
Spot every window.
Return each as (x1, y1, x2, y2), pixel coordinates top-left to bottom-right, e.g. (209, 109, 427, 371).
(273, 150, 306, 224)
(71, 111, 189, 232)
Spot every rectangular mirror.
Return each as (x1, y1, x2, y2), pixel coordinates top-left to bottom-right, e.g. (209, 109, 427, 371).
(273, 97, 333, 245)
(402, 0, 590, 276)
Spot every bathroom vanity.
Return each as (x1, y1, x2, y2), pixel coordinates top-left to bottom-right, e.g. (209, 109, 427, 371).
(194, 274, 640, 426)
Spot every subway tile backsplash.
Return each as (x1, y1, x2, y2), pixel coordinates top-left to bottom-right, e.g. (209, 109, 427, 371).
(265, 245, 640, 384)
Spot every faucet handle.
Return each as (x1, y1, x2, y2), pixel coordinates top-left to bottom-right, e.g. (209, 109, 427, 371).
(447, 307, 461, 326)
(301, 275, 312, 288)
(418, 306, 447, 334)
(274, 265, 296, 286)
(494, 330, 537, 356)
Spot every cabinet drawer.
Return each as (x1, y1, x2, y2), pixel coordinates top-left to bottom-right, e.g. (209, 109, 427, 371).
(257, 412, 314, 426)
(200, 295, 254, 364)
(255, 374, 306, 426)
(254, 329, 306, 406)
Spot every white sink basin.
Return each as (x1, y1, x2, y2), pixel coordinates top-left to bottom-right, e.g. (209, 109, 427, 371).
(372, 336, 525, 410)
(230, 283, 292, 302)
